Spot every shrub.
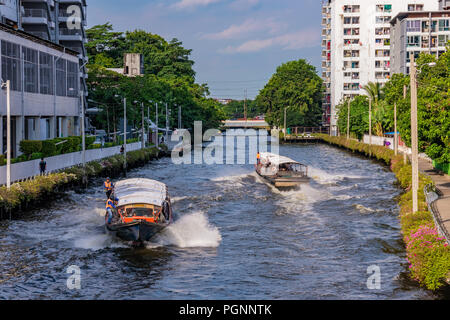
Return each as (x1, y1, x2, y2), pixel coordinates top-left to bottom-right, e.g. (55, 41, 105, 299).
(19, 140, 43, 157)
(405, 224, 450, 290)
(42, 140, 57, 157)
(31, 152, 44, 160)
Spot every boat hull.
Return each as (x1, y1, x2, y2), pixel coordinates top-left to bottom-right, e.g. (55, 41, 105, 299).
(106, 220, 168, 242)
(256, 171, 310, 189)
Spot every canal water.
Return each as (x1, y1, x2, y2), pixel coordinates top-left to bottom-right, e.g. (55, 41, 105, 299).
(0, 144, 447, 299)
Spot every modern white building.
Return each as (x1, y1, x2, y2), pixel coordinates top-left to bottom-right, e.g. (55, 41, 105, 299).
(0, 24, 80, 158)
(321, 0, 439, 136)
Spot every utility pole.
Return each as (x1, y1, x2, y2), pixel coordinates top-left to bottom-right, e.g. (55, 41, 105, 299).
(81, 90, 86, 170)
(155, 102, 159, 145)
(4, 80, 11, 189)
(394, 102, 398, 156)
(410, 55, 419, 213)
(347, 98, 350, 140)
(165, 102, 169, 144)
(141, 102, 145, 149)
(178, 105, 182, 129)
(244, 89, 248, 128)
(369, 96, 372, 156)
(284, 107, 287, 142)
(123, 98, 127, 175)
(147, 105, 150, 147)
(403, 84, 407, 164)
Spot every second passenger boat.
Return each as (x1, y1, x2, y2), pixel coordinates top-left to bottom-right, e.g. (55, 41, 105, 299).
(255, 152, 310, 189)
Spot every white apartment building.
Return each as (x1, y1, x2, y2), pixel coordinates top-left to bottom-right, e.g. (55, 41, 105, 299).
(321, 0, 439, 136)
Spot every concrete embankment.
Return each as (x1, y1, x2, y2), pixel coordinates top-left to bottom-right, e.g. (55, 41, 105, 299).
(316, 134, 450, 291)
(0, 145, 169, 219)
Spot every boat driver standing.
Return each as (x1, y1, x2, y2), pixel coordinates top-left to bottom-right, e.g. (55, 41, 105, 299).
(106, 197, 119, 224)
(257, 152, 261, 165)
(104, 178, 114, 199)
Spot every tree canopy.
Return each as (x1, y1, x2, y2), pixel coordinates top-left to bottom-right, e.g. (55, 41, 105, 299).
(337, 49, 449, 163)
(255, 59, 323, 128)
(86, 23, 225, 137)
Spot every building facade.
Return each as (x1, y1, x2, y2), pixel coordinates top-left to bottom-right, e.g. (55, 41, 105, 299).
(321, 0, 439, 136)
(0, 0, 88, 156)
(391, 10, 450, 75)
(0, 1, 88, 92)
(0, 24, 80, 158)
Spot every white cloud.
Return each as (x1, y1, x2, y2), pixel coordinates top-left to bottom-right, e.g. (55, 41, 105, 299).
(229, 0, 261, 10)
(172, 0, 222, 10)
(220, 28, 320, 54)
(202, 18, 285, 40)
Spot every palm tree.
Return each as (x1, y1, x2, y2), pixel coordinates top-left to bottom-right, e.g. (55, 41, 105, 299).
(362, 82, 389, 136)
(362, 82, 384, 104)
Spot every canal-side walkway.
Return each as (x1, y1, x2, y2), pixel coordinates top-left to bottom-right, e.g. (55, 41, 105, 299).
(418, 157, 450, 241)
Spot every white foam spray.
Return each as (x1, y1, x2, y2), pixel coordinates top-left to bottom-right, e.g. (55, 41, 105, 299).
(153, 212, 222, 248)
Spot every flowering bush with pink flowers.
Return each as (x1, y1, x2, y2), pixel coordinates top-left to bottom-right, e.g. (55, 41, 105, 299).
(405, 224, 450, 290)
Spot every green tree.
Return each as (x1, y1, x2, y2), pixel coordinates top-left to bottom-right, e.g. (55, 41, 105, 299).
(336, 95, 369, 140)
(255, 59, 323, 127)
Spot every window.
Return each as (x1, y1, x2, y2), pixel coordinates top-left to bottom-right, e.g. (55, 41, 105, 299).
(421, 36, 429, 48)
(408, 4, 424, 11)
(67, 61, 78, 97)
(344, 38, 359, 45)
(439, 19, 449, 31)
(406, 20, 421, 32)
(376, 16, 391, 24)
(56, 59, 67, 96)
(376, 4, 392, 12)
(375, 27, 390, 35)
(1, 40, 22, 91)
(438, 34, 449, 46)
(407, 35, 420, 47)
(23, 47, 39, 94)
(39, 52, 54, 95)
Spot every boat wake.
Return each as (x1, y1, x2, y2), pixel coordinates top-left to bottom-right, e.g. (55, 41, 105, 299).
(152, 211, 222, 248)
(308, 167, 366, 185)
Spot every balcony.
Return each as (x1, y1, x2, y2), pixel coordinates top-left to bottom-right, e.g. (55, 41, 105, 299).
(22, 8, 48, 25)
(59, 28, 83, 41)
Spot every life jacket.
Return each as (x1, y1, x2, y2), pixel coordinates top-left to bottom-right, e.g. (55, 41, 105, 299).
(104, 181, 112, 191)
(257, 153, 261, 159)
(106, 199, 116, 210)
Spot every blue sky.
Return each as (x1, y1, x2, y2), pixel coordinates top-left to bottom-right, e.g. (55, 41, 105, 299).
(88, 0, 322, 100)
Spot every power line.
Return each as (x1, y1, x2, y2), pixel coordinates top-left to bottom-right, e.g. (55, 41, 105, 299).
(203, 78, 269, 83)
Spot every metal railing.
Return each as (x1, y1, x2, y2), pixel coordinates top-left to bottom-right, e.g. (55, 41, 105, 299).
(424, 183, 450, 245)
(23, 8, 48, 19)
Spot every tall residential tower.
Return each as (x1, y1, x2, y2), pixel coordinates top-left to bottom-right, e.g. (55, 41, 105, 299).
(321, 0, 439, 136)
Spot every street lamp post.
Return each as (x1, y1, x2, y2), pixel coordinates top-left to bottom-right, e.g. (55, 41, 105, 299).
(284, 107, 287, 142)
(123, 97, 127, 175)
(141, 102, 145, 149)
(347, 98, 350, 140)
(165, 102, 169, 144)
(369, 96, 372, 156)
(394, 102, 398, 156)
(410, 55, 419, 213)
(2, 80, 11, 189)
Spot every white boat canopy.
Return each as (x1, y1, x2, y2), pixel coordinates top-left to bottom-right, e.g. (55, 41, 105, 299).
(259, 152, 301, 166)
(114, 178, 168, 207)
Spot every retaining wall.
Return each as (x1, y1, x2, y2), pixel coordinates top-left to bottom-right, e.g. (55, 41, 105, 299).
(0, 142, 142, 186)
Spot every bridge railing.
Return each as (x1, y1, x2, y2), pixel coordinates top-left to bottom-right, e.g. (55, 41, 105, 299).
(288, 127, 330, 135)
